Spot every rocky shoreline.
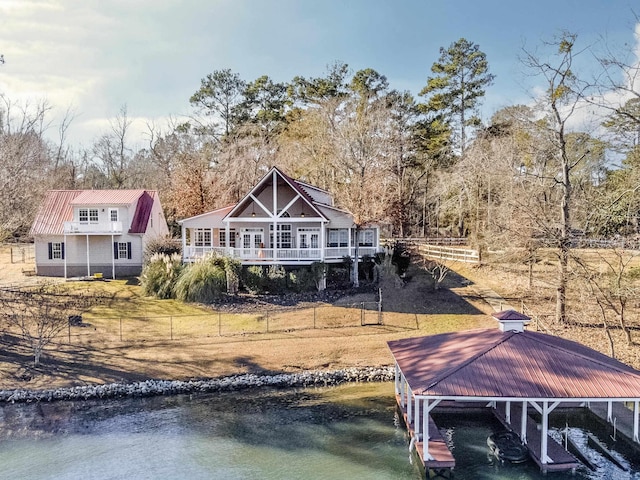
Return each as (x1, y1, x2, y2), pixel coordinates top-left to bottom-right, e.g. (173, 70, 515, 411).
(0, 366, 395, 403)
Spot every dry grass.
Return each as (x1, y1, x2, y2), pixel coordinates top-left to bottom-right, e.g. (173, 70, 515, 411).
(6, 244, 636, 392)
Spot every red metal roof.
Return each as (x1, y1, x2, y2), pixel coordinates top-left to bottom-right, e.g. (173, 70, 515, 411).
(30, 190, 83, 235)
(31, 189, 158, 236)
(129, 191, 154, 234)
(388, 329, 640, 399)
(70, 189, 146, 205)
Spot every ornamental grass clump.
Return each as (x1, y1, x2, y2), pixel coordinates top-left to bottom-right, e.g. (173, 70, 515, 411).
(174, 256, 227, 303)
(139, 253, 183, 299)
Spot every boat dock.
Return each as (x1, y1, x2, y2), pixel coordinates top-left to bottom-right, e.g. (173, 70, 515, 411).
(396, 396, 455, 478)
(493, 403, 581, 473)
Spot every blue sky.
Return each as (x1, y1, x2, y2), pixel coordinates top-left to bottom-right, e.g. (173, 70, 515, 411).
(0, 0, 638, 148)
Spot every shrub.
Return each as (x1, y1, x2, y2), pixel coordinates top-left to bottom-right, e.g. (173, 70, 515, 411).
(174, 257, 227, 303)
(144, 236, 182, 265)
(289, 268, 317, 292)
(242, 265, 266, 294)
(139, 253, 183, 299)
(266, 265, 287, 294)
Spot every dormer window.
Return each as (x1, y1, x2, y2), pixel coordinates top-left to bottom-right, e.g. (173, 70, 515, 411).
(109, 208, 119, 222)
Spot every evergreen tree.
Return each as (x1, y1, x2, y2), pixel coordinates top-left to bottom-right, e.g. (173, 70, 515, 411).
(419, 38, 495, 154)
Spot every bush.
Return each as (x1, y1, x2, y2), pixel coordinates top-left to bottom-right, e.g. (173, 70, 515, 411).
(289, 268, 317, 293)
(174, 257, 227, 303)
(139, 253, 183, 299)
(266, 265, 287, 294)
(392, 242, 410, 276)
(144, 236, 182, 265)
(242, 266, 266, 294)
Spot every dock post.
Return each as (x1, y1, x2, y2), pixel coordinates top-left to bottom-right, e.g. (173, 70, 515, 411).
(634, 401, 639, 443)
(521, 401, 528, 444)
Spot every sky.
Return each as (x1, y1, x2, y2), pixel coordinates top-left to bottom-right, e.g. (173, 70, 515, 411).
(0, 0, 639, 149)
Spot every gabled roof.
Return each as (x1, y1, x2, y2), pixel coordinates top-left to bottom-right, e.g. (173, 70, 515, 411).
(30, 190, 82, 235)
(224, 166, 328, 221)
(388, 328, 640, 399)
(31, 189, 159, 236)
(70, 189, 147, 205)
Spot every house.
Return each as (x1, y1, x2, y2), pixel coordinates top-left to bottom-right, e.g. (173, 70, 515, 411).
(30, 189, 169, 278)
(179, 167, 381, 266)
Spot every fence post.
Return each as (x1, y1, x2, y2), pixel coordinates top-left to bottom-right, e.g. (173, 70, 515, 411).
(119, 317, 122, 342)
(68, 321, 71, 343)
(313, 306, 316, 329)
(170, 316, 173, 341)
(218, 311, 222, 336)
(266, 311, 269, 333)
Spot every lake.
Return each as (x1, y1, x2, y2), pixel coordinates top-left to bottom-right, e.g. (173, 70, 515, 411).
(0, 382, 637, 479)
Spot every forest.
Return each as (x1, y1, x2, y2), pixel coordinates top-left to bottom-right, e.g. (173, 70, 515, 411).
(1, 32, 640, 256)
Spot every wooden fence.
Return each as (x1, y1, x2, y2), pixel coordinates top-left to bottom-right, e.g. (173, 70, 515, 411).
(416, 243, 480, 264)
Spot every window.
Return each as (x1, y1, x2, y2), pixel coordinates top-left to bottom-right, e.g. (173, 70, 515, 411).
(328, 229, 348, 247)
(269, 224, 291, 248)
(194, 228, 212, 247)
(359, 229, 375, 247)
(80, 208, 99, 224)
(48, 242, 65, 260)
(219, 229, 236, 247)
(114, 242, 132, 260)
(109, 208, 119, 222)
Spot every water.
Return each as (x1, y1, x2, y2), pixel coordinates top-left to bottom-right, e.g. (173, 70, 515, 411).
(0, 384, 637, 479)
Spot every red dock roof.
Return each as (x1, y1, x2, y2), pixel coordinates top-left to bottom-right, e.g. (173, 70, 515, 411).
(388, 329, 640, 399)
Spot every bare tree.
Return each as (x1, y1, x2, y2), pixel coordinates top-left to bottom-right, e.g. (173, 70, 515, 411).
(521, 32, 592, 323)
(0, 286, 99, 366)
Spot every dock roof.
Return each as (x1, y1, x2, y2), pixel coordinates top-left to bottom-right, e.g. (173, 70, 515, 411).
(388, 328, 640, 399)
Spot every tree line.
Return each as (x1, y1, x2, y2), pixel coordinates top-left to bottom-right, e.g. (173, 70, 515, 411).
(2, 32, 640, 257)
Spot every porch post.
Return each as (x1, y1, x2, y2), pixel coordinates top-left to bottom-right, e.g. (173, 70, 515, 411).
(111, 234, 115, 279)
(505, 400, 511, 424)
(407, 385, 412, 423)
(521, 401, 528, 444)
(63, 234, 67, 279)
(320, 221, 325, 261)
(86, 235, 90, 277)
(607, 401, 613, 422)
(181, 224, 187, 261)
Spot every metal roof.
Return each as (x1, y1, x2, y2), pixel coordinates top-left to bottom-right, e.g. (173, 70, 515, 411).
(70, 189, 146, 205)
(388, 328, 640, 399)
(30, 190, 82, 236)
(31, 189, 158, 236)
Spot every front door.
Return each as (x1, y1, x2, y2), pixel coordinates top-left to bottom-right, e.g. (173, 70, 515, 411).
(242, 230, 264, 259)
(298, 230, 320, 258)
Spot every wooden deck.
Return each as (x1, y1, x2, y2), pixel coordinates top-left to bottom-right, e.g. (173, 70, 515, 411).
(395, 395, 455, 477)
(493, 403, 581, 473)
(589, 401, 640, 449)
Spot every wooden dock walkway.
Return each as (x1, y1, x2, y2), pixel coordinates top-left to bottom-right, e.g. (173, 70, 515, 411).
(493, 403, 581, 473)
(589, 401, 640, 449)
(396, 396, 455, 477)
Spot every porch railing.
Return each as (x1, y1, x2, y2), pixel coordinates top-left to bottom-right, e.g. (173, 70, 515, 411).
(183, 246, 379, 263)
(63, 221, 123, 234)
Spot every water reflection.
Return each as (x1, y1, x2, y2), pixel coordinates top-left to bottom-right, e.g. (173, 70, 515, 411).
(0, 384, 638, 479)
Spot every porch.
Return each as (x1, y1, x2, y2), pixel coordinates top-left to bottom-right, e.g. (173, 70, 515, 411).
(182, 245, 380, 264)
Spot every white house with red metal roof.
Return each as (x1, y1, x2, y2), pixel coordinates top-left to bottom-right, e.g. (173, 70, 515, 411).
(30, 189, 169, 278)
(178, 167, 380, 266)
